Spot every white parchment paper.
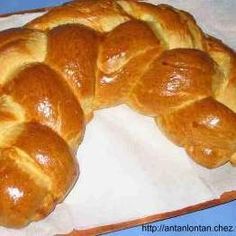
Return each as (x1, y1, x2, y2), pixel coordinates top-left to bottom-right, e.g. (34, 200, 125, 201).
(0, 1, 235, 235)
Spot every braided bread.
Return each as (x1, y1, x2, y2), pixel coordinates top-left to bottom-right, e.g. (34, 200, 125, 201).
(0, 0, 235, 228)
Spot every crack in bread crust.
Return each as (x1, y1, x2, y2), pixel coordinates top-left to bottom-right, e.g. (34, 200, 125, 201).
(0, 0, 235, 228)
(1, 147, 53, 192)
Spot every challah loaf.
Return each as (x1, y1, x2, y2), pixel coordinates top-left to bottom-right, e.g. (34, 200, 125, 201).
(0, 0, 235, 228)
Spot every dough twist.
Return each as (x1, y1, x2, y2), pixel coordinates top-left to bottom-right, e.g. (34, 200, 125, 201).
(0, 0, 235, 228)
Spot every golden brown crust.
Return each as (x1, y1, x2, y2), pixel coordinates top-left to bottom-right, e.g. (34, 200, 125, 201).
(0, 28, 47, 86)
(0, 153, 49, 228)
(205, 35, 236, 112)
(0, 122, 78, 228)
(0, 0, 235, 229)
(117, 0, 204, 49)
(2, 63, 85, 149)
(46, 24, 99, 119)
(26, 0, 130, 32)
(13, 122, 78, 199)
(98, 20, 161, 73)
(156, 97, 236, 167)
(95, 20, 163, 109)
(127, 49, 216, 116)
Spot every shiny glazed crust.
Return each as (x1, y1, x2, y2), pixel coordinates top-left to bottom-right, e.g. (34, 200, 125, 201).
(0, 0, 235, 228)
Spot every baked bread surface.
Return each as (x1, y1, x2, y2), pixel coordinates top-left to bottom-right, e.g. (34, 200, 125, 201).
(0, 0, 235, 228)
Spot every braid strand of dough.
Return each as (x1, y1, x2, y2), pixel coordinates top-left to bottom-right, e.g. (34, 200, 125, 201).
(0, 0, 235, 228)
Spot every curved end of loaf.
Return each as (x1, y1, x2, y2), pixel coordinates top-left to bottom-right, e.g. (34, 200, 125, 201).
(186, 145, 231, 169)
(0, 122, 79, 228)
